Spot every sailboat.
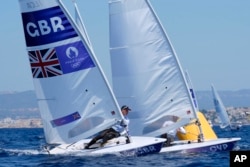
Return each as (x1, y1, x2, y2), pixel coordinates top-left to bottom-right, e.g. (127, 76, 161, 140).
(109, 0, 240, 153)
(18, 0, 165, 156)
(211, 84, 241, 130)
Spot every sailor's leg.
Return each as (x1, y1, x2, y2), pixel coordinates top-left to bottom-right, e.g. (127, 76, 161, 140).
(101, 130, 120, 147)
(85, 129, 109, 149)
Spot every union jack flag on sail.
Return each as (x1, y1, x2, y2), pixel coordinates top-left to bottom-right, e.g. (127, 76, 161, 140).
(28, 48, 62, 78)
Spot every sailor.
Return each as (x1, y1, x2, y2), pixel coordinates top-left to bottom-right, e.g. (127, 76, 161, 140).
(160, 119, 186, 147)
(85, 105, 131, 149)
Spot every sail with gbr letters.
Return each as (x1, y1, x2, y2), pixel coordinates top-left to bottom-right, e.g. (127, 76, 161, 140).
(19, 0, 123, 144)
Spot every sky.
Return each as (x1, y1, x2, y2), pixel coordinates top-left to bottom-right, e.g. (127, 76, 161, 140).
(0, 0, 249, 92)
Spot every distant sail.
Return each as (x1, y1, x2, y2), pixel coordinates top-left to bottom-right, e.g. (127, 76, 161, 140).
(211, 84, 231, 129)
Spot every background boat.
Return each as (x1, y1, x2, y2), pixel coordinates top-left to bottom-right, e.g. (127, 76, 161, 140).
(211, 84, 242, 131)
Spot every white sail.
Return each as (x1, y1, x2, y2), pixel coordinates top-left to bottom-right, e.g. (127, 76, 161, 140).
(19, 0, 123, 144)
(211, 84, 231, 129)
(109, 0, 198, 137)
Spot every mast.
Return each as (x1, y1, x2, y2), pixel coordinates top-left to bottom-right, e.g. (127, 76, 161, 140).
(184, 70, 205, 141)
(185, 70, 199, 110)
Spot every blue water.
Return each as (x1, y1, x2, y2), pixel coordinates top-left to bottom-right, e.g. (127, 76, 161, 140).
(0, 126, 249, 167)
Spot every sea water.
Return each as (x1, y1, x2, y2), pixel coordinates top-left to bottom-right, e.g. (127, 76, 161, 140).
(0, 126, 249, 167)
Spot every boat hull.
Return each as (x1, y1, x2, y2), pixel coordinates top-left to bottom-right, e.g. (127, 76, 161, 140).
(45, 136, 165, 156)
(160, 137, 241, 153)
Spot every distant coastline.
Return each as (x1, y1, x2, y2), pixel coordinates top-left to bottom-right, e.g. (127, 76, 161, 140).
(0, 118, 42, 128)
(0, 106, 250, 128)
(1, 90, 250, 128)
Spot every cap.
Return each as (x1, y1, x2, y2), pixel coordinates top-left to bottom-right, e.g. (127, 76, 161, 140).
(121, 105, 131, 111)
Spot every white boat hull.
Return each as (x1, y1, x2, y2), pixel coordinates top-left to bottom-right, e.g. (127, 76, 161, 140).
(160, 137, 241, 153)
(45, 136, 165, 156)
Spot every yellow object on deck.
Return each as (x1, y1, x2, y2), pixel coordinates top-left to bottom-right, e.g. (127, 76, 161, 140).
(177, 111, 217, 140)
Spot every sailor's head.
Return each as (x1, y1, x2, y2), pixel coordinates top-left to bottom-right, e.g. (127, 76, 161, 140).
(121, 105, 131, 111)
(121, 105, 131, 115)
